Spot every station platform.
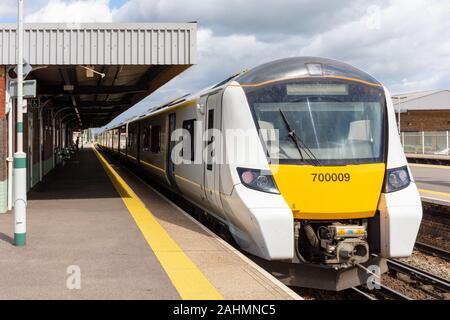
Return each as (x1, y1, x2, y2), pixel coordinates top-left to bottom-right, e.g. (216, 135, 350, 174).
(406, 153, 450, 161)
(409, 163, 450, 206)
(0, 146, 300, 300)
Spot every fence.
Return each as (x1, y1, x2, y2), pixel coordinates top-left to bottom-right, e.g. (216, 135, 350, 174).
(402, 131, 450, 155)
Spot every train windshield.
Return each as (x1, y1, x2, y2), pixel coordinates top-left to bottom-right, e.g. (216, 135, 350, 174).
(244, 80, 386, 165)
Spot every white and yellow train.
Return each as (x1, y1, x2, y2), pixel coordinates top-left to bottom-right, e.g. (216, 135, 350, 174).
(98, 57, 423, 290)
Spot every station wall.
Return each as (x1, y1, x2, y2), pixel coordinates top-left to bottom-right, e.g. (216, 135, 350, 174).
(0, 70, 66, 213)
(399, 110, 450, 132)
(0, 67, 7, 213)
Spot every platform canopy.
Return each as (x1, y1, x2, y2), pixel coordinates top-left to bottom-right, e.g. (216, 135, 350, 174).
(0, 22, 197, 128)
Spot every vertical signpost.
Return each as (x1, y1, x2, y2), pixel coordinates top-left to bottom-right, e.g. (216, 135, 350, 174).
(14, 0, 27, 246)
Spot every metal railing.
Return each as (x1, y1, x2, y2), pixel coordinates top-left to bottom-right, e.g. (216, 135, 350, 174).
(401, 131, 450, 155)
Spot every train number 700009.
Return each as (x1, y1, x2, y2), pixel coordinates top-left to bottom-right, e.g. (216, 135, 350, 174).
(311, 173, 351, 182)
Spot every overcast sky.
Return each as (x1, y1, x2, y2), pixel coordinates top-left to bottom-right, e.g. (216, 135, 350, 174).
(1, 0, 449, 128)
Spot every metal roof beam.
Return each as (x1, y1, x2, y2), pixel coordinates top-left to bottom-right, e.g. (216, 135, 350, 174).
(39, 85, 148, 95)
(51, 100, 130, 108)
(77, 109, 122, 114)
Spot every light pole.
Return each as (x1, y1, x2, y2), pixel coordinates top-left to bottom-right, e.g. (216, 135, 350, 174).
(397, 98, 401, 134)
(14, 0, 27, 246)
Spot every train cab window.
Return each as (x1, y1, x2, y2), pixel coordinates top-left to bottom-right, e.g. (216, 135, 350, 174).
(150, 125, 161, 153)
(244, 80, 385, 165)
(182, 119, 196, 162)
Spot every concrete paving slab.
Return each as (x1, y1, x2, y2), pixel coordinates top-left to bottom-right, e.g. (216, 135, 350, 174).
(105, 151, 300, 300)
(0, 149, 179, 299)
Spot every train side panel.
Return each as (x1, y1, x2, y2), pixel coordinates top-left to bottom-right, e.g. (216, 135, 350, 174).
(377, 87, 422, 258)
(219, 83, 294, 260)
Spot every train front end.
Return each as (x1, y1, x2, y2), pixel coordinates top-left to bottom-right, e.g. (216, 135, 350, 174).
(227, 58, 422, 288)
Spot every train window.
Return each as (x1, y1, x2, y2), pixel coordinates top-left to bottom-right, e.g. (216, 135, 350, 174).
(143, 126, 151, 150)
(207, 109, 214, 130)
(207, 110, 214, 170)
(127, 124, 137, 150)
(151, 125, 161, 153)
(244, 80, 386, 165)
(182, 119, 196, 162)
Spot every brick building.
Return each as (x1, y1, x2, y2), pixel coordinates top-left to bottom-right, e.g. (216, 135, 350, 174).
(392, 89, 450, 132)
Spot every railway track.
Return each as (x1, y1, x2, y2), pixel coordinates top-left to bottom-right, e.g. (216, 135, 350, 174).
(348, 284, 411, 300)
(386, 257, 450, 294)
(414, 241, 450, 261)
(422, 202, 450, 220)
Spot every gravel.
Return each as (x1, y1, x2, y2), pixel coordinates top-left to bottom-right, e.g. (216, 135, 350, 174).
(399, 250, 450, 281)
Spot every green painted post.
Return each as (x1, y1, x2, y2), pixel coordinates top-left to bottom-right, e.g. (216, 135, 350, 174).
(14, 0, 27, 246)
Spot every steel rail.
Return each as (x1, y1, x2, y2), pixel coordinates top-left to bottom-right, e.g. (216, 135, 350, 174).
(348, 287, 377, 300)
(386, 258, 450, 293)
(415, 242, 450, 262)
(350, 284, 411, 300)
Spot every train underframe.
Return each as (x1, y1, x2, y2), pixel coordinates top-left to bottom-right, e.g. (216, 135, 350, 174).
(198, 207, 388, 291)
(275, 218, 389, 291)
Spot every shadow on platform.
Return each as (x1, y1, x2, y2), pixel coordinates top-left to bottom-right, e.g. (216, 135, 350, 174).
(28, 148, 120, 200)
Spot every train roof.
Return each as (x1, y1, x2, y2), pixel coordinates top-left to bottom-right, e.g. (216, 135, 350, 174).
(101, 57, 382, 132)
(235, 56, 381, 87)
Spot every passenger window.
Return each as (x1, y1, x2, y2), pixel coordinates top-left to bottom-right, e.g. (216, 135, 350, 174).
(142, 126, 151, 151)
(182, 119, 196, 162)
(208, 109, 214, 130)
(207, 109, 214, 171)
(151, 125, 161, 153)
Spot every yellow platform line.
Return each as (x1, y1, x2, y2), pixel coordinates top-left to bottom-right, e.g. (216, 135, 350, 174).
(418, 188, 450, 198)
(409, 163, 450, 170)
(92, 146, 223, 300)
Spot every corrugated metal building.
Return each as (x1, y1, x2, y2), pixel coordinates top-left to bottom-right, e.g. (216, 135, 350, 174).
(0, 23, 196, 65)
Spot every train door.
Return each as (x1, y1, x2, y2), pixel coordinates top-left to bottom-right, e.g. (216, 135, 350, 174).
(203, 92, 222, 213)
(166, 113, 178, 189)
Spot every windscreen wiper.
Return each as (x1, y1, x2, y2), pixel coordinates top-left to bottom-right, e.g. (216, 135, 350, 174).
(278, 109, 321, 166)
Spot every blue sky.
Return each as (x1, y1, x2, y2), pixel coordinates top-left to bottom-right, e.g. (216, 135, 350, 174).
(109, 0, 126, 8)
(1, 0, 449, 129)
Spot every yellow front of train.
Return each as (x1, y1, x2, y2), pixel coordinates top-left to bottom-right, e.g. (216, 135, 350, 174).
(238, 58, 393, 266)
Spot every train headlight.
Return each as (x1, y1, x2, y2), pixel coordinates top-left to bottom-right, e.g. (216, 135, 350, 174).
(385, 165, 410, 193)
(237, 168, 279, 194)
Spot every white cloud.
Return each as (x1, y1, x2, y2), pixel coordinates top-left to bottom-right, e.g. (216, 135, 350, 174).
(112, 0, 386, 39)
(113, 0, 449, 91)
(296, 0, 450, 93)
(7, 0, 448, 126)
(26, 0, 113, 23)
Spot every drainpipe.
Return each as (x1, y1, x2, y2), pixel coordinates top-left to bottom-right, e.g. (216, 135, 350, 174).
(6, 84, 13, 211)
(51, 108, 55, 169)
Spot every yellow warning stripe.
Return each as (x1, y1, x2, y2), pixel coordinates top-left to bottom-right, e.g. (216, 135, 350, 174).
(419, 188, 450, 198)
(410, 163, 450, 170)
(92, 146, 223, 300)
